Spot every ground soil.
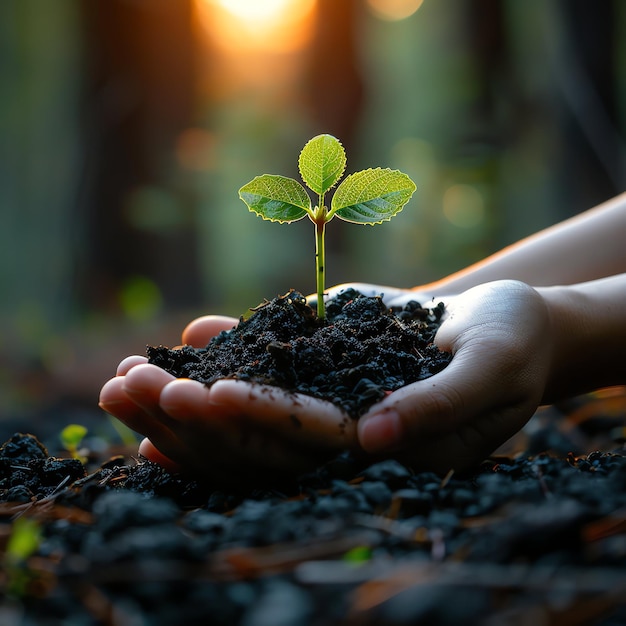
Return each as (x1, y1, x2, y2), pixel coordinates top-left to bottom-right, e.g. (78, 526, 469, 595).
(2, 290, 626, 624)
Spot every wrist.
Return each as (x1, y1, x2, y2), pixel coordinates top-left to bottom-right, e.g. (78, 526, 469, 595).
(538, 274, 626, 403)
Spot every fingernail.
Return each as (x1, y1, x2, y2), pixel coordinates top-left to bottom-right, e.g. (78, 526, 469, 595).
(359, 409, 403, 453)
(98, 398, 122, 411)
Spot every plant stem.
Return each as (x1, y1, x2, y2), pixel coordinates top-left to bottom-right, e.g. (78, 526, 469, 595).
(315, 219, 326, 320)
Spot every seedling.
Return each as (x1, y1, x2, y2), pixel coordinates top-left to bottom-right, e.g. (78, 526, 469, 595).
(4, 516, 42, 598)
(60, 423, 88, 463)
(239, 134, 416, 319)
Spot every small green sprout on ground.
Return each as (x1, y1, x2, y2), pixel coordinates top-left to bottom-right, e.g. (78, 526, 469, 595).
(60, 423, 88, 463)
(238, 134, 416, 319)
(4, 516, 42, 598)
(342, 545, 372, 564)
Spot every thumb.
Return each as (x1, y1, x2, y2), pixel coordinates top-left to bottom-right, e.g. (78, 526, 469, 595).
(357, 352, 499, 455)
(357, 348, 539, 474)
(357, 282, 547, 456)
(181, 315, 238, 347)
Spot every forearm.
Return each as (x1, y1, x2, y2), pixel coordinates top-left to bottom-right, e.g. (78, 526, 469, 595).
(423, 192, 626, 297)
(538, 273, 626, 403)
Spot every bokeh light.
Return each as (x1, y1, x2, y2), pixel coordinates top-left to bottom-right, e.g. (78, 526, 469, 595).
(366, 0, 424, 22)
(442, 184, 486, 229)
(118, 276, 163, 322)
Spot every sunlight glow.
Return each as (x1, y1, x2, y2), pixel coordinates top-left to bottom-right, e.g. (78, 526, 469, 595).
(214, 0, 299, 23)
(196, 0, 316, 53)
(442, 184, 485, 229)
(366, 0, 424, 22)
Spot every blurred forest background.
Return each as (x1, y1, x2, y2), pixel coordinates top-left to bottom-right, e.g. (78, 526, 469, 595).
(1, 0, 625, 443)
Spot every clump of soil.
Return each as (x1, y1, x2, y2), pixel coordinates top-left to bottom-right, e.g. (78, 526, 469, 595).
(147, 288, 452, 417)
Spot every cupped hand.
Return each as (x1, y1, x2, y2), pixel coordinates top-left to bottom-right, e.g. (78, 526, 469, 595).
(99, 316, 359, 484)
(357, 280, 553, 474)
(100, 280, 553, 481)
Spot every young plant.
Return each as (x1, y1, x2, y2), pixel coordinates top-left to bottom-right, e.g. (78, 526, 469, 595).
(60, 423, 88, 463)
(4, 516, 42, 598)
(238, 134, 416, 319)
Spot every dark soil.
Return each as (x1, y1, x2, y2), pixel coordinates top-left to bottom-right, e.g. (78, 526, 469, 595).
(146, 289, 451, 418)
(2, 411, 626, 625)
(2, 290, 626, 624)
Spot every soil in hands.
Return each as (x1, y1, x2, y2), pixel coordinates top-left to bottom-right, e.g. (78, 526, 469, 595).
(146, 288, 452, 418)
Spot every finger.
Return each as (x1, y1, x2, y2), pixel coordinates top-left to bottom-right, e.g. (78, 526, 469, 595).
(99, 376, 144, 426)
(357, 341, 533, 455)
(159, 377, 355, 450)
(99, 376, 179, 446)
(118, 363, 342, 476)
(121, 363, 179, 426)
(157, 379, 331, 473)
(159, 378, 240, 421)
(116, 355, 148, 376)
(137, 438, 183, 474)
(182, 315, 238, 347)
(394, 402, 536, 475)
(206, 379, 358, 449)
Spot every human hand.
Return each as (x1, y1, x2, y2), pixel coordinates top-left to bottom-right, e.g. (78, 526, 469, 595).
(100, 280, 552, 481)
(99, 316, 358, 484)
(356, 280, 553, 474)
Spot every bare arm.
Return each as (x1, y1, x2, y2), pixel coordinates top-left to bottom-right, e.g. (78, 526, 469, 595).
(539, 273, 626, 403)
(424, 192, 626, 297)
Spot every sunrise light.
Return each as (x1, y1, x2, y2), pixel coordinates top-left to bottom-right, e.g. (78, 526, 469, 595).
(195, 0, 316, 53)
(214, 0, 300, 24)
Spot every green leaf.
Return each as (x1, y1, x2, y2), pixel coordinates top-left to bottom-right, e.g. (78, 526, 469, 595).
(239, 175, 312, 223)
(60, 424, 87, 451)
(329, 168, 416, 224)
(298, 134, 346, 196)
(342, 545, 372, 563)
(6, 517, 42, 563)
